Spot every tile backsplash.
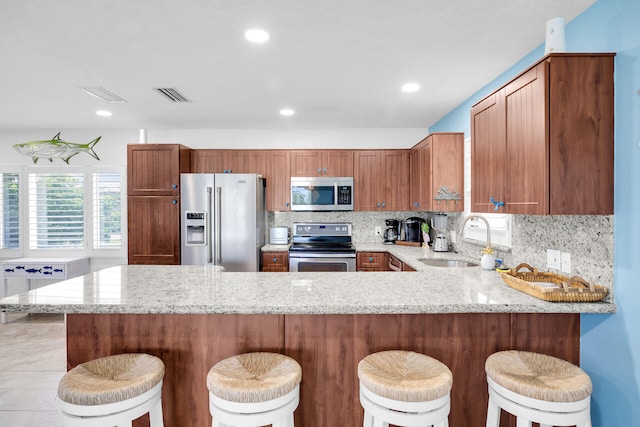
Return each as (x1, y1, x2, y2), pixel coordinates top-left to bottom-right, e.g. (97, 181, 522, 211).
(269, 211, 614, 298)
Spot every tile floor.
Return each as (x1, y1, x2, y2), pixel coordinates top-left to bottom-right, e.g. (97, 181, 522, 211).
(0, 313, 65, 426)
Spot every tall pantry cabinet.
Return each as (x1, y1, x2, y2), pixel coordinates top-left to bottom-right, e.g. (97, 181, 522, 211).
(127, 144, 191, 264)
(471, 53, 614, 215)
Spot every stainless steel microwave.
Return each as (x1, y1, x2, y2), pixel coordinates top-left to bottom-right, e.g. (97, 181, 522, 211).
(290, 177, 354, 211)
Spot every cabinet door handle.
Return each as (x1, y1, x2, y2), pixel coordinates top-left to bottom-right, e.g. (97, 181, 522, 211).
(172, 184, 177, 189)
(322, 168, 327, 174)
(381, 202, 386, 208)
(171, 199, 178, 205)
(414, 201, 420, 207)
(273, 257, 278, 263)
(369, 257, 373, 262)
(376, 202, 380, 208)
(490, 197, 505, 211)
(285, 202, 290, 207)
(317, 168, 322, 174)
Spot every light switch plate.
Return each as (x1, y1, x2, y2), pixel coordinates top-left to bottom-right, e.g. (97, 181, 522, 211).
(561, 252, 571, 274)
(547, 249, 561, 270)
(375, 226, 382, 236)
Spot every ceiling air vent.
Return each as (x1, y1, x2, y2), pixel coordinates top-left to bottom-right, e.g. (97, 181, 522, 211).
(153, 87, 191, 103)
(80, 87, 127, 102)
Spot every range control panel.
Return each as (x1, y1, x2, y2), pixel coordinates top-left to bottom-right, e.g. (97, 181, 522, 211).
(293, 222, 352, 237)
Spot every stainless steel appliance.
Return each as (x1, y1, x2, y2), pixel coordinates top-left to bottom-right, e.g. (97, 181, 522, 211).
(431, 214, 449, 252)
(403, 217, 426, 244)
(269, 227, 289, 245)
(383, 219, 401, 244)
(289, 222, 356, 272)
(290, 177, 354, 211)
(180, 173, 266, 271)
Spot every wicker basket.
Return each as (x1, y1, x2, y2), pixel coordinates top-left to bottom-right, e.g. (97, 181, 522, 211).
(499, 263, 608, 302)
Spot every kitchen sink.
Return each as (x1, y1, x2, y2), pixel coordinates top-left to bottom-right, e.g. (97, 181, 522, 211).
(417, 259, 479, 268)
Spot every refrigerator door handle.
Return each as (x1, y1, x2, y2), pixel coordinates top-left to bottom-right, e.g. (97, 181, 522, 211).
(206, 187, 213, 263)
(214, 187, 222, 265)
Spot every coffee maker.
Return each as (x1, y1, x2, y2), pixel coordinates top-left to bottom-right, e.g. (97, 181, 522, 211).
(383, 219, 401, 244)
(404, 217, 426, 244)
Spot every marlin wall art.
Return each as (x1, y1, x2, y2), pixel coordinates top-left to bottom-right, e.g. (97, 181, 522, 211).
(13, 132, 101, 164)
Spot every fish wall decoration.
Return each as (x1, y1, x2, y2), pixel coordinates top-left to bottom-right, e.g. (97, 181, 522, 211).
(13, 132, 101, 164)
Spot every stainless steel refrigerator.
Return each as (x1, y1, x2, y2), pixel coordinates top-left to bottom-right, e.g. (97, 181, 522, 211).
(180, 173, 265, 271)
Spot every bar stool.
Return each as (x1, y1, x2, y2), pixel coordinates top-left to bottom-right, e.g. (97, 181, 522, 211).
(358, 350, 453, 427)
(57, 353, 165, 426)
(207, 352, 302, 427)
(485, 350, 592, 427)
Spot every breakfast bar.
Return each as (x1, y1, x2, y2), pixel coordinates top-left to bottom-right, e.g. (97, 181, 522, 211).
(0, 248, 614, 427)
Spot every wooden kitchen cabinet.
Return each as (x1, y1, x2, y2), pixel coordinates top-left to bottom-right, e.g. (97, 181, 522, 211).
(410, 133, 464, 212)
(262, 252, 289, 272)
(127, 144, 191, 265)
(127, 196, 181, 264)
(290, 150, 353, 176)
(356, 252, 386, 271)
(471, 53, 614, 215)
(266, 151, 291, 211)
(191, 150, 266, 176)
(127, 144, 191, 196)
(354, 150, 409, 211)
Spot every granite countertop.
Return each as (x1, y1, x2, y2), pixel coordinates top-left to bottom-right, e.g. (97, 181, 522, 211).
(0, 244, 615, 315)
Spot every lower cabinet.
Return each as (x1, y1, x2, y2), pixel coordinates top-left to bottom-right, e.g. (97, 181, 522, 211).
(357, 252, 415, 272)
(127, 196, 181, 265)
(262, 252, 289, 272)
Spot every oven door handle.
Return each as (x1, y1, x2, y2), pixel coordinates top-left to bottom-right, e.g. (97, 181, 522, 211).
(288, 253, 356, 258)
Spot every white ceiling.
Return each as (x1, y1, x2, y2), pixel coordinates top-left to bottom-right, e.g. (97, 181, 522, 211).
(0, 0, 596, 132)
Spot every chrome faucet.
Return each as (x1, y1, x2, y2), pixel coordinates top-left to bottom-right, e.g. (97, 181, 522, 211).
(459, 215, 492, 249)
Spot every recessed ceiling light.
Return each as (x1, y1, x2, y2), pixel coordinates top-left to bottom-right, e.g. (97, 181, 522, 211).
(245, 29, 270, 43)
(280, 108, 295, 116)
(96, 110, 112, 117)
(401, 83, 420, 93)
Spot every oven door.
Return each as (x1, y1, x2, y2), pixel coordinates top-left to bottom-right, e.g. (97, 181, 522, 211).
(289, 253, 356, 272)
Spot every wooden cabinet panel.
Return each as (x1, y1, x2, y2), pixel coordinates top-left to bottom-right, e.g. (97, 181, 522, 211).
(290, 150, 353, 176)
(262, 252, 289, 272)
(266, 151, 291, 211)
(127, 196, 180, 264)
(354, 150, 409, 211)
(471, 53, 614, 215)
(411, 133, 463, 212)
(67, 312, 579, 427)
(356, 252, 386, 271)
(127, 144, 191, 195)
(191, 149, 225, 173)
(471, 94, 507, 212)
(224, 150, 267, 175)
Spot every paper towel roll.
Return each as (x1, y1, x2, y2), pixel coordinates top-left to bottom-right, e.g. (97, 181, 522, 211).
(139, 128, 147, 144)
(545, 17, 566, 54)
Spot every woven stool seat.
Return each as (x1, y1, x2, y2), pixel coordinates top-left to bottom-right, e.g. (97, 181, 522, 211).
(358, 350, 453, 402)
(358, 350, 453, 427)
(58, 353, 165, 406)
(207, 352, 302, 403)
(207, 352, 302, 427)
(485, 350, 592, 403)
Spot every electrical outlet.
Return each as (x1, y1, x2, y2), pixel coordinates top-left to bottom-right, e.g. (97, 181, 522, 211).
(375, 226, 382, 236)
(561, 252, 571, 274)
(547, 249, 561, 270)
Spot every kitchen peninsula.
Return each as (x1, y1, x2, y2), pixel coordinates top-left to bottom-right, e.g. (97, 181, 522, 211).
(0, 247, 614, 427)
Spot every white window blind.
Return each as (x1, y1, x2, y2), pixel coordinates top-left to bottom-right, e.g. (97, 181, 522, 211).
(28, 173, 85, 249)
(93, 172, 122, 249)
(0, 173, 20, 249)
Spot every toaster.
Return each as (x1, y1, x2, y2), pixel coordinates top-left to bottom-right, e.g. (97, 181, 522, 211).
(269, 227, 289, 245)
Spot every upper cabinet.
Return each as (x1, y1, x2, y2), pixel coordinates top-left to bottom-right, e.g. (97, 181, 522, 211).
(191, 150, 266, 176)
(290, 150, 353, 176)
(410, 133, 464, 212)
(127, 144, 192, 196)
(354, 150, 410, 211)
(266, 151, 291, 211)
(471, 53, 614, 215)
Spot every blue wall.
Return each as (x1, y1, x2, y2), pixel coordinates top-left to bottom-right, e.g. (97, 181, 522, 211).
(429, 0, 640, 425)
